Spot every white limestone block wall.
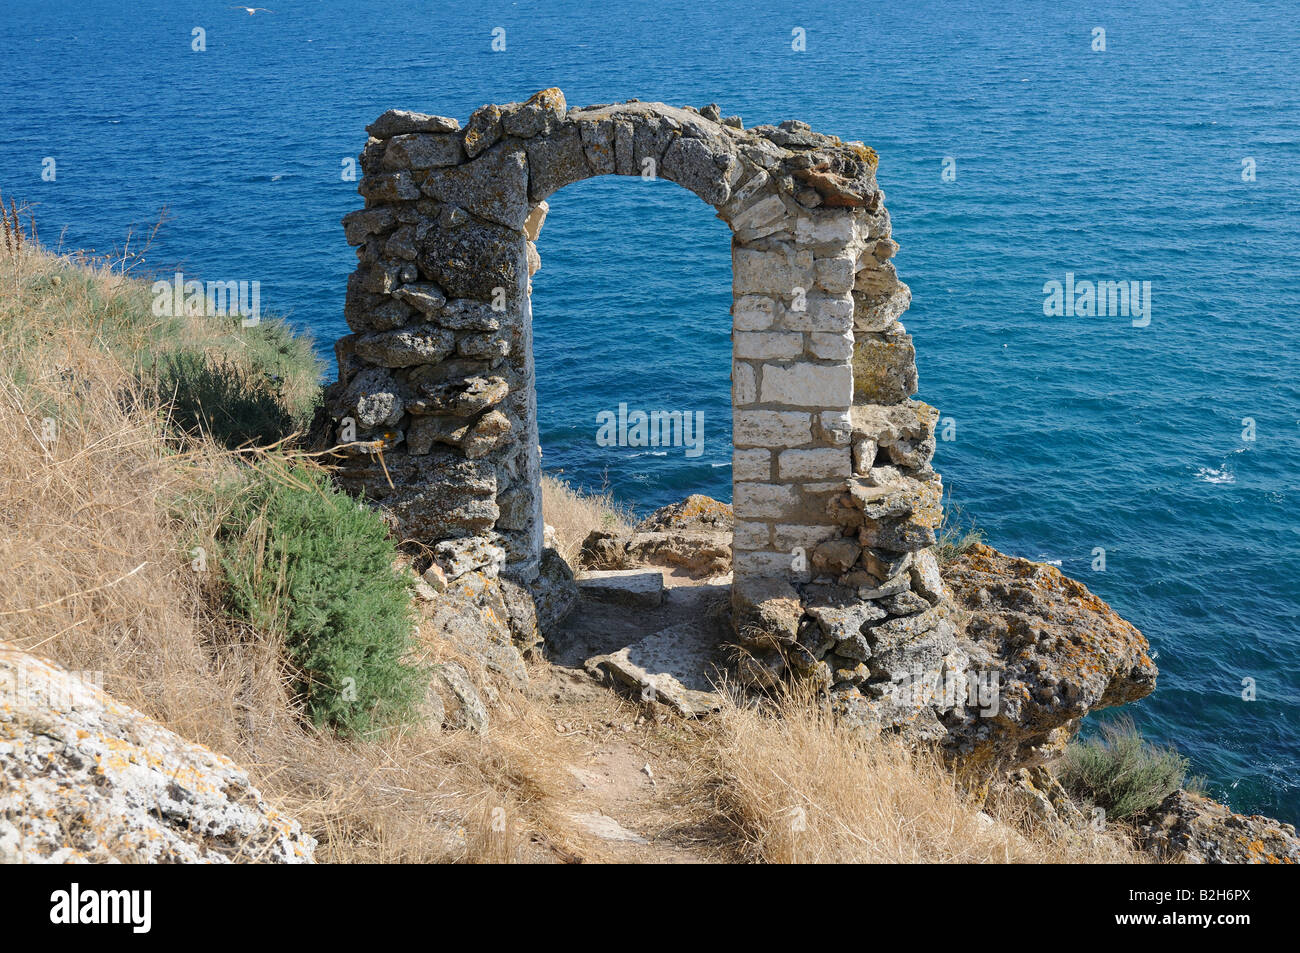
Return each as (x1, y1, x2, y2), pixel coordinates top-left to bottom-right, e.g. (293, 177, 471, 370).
(728, 205, 862, 580)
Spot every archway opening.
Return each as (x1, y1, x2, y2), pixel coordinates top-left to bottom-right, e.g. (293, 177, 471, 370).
(530, 174, 734, 514)
(529, 173, 737, 672)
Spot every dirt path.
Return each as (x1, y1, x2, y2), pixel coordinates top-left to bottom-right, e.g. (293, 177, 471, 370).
(526, 573, 736, 863)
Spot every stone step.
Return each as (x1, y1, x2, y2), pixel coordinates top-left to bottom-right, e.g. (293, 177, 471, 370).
(577, 569, 664, 608)
(586, 620, 724, 717)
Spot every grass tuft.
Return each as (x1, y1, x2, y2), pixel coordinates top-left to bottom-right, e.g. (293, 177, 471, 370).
(539, 471, 635, 564)
(1058, 717, 1188, 820)
(935, 500, 984, 565)
(696, 684, 1140, 863)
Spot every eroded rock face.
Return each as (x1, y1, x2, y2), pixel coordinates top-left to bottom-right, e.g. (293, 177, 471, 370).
(413, 562, 567, 733)
(416, 556, 564, 696)
(939, 544, 1158, 778)
(533, 547, 579, 635)
(733, 576, 802, 649)
(997, 769, 1300, 863)
(408, 545, 578, 732)
(1135, 790, 1300, 864)
(0, 643, 315, 864)
(579, 494, 734, 579)
(636, 494, 733, 534)
(580, 529, 733, 579)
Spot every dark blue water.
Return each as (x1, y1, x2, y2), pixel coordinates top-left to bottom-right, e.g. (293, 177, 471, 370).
(4, 0, 1297, 823)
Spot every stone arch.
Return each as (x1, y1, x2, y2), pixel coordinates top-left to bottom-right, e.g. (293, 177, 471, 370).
(327, 90, 945, 679)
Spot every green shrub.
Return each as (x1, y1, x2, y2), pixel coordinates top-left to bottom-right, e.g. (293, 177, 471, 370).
(1058, 717, 1188, 819)
(158, 348, 294, 448)
(211, 463, 423, 736)
(154, 318, 321, 448)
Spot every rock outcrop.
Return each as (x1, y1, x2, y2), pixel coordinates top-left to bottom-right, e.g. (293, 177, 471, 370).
(1000, 769, 1300, 864)
(1136, 790, 1300, 864)
(418, 568, 532, 687)
(938, 544, 1158, 778)
(0, 643, 315, 864)
(580, 494, 733, 578)
(410, 546, 578, 732)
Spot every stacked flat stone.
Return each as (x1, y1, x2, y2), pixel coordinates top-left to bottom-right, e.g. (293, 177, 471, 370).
(795, 392, 956, 734)
(326, 89, 955, 725)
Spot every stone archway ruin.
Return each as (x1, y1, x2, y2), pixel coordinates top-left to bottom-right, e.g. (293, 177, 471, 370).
(326, 89, 950, 712)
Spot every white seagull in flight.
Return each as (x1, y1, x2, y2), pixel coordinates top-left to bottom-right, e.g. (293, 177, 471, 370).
(231, 6, 275, 13)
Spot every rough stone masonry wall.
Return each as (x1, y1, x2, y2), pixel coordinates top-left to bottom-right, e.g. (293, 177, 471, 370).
(324, 89, 949, 712)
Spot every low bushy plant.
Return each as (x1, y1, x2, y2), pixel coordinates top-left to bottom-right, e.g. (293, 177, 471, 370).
(1059, 717, 1188, 819)
(154, 317, 320, 448)
(158, 348, 292, 447)
(211, 462, 423, 736)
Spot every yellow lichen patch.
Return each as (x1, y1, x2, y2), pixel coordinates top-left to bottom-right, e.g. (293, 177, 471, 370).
(844, 141, 879, 170)
(635, 493, 732, 533)
(527, 87, 567, 115)
(2, 641, 316, 863)
(676, 495, 730, 523)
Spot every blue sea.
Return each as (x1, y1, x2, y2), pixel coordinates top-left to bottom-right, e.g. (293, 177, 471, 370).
(3, 0, 1297, 824)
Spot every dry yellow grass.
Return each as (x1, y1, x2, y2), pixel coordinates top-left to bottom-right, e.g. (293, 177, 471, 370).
(539, 471, 634, 564)
(0, 242, 581, 863)
(0, 253, 253, 750)
(696, 686, 1141, 863)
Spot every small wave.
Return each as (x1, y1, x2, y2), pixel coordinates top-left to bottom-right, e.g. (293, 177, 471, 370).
(710, 462, 731, 468)
(1196, 466, 1235, 485)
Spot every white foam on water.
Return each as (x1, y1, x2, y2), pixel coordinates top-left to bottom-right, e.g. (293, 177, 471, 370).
(1196, 466, 1235, 485)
